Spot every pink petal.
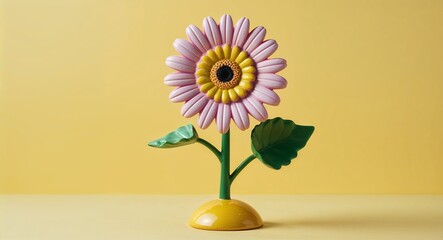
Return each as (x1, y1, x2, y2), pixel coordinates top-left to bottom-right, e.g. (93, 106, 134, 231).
(219, 14, 233, 45)
(256, 58, 287, 73)
(232, 17, 250, 48)
(216, 103, 231, 133)
(164, 73, 196, 86)
(166, 56, 195, 73)
(203, 16, 222, 47)
(250, 40, 278, 63)
(181, 93, 208, 118)
(230, 102, 250, 130)
(173, 39, 202, 62)
(243, 26, 266, 55)
(198, 99, 218, 129)
(186, 25, 211, 53)
(257, 73, 287, 89)
(251, 85, 280, 106)
(243, 96, 268, 122)
(169, 85, 199, 103)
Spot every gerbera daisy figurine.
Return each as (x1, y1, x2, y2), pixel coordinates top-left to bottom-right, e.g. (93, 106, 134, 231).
(149, 14, 314, 231)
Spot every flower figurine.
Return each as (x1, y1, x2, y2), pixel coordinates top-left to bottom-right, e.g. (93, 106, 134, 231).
(149, 15, 314, 231)
(165, 14, 287, 133)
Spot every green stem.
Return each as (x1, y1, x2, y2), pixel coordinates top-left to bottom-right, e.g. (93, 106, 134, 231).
(219, 130, 231, 199)
(196, 138, 221, 162)
(230, 154, 256, 183)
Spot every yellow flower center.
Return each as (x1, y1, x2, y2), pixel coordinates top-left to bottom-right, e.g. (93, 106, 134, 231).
(210, 59, 241, 90)
(196, 45, 256, 104)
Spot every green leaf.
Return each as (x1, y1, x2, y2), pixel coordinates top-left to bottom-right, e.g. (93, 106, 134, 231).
(148, 124, 199, 148)
(251, 117, 314, 170)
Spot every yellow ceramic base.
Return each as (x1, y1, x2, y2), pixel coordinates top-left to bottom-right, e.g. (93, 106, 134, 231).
(189, 199, 263, 231)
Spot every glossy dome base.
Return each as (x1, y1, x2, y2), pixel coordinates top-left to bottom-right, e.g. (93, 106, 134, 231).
(189, 199, 263, 231)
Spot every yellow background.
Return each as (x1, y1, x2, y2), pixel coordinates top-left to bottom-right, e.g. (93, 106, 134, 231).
(1, 0, 442, 194)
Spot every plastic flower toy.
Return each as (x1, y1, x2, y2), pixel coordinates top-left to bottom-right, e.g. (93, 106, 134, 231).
(149, 14, 314, 231)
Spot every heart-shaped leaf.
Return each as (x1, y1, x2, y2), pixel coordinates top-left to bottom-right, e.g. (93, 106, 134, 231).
(148, 124, 199, 148)
(251, 117, 314, 170)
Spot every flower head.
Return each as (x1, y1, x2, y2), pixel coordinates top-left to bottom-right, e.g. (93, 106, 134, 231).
(165, 15, 287, 133)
